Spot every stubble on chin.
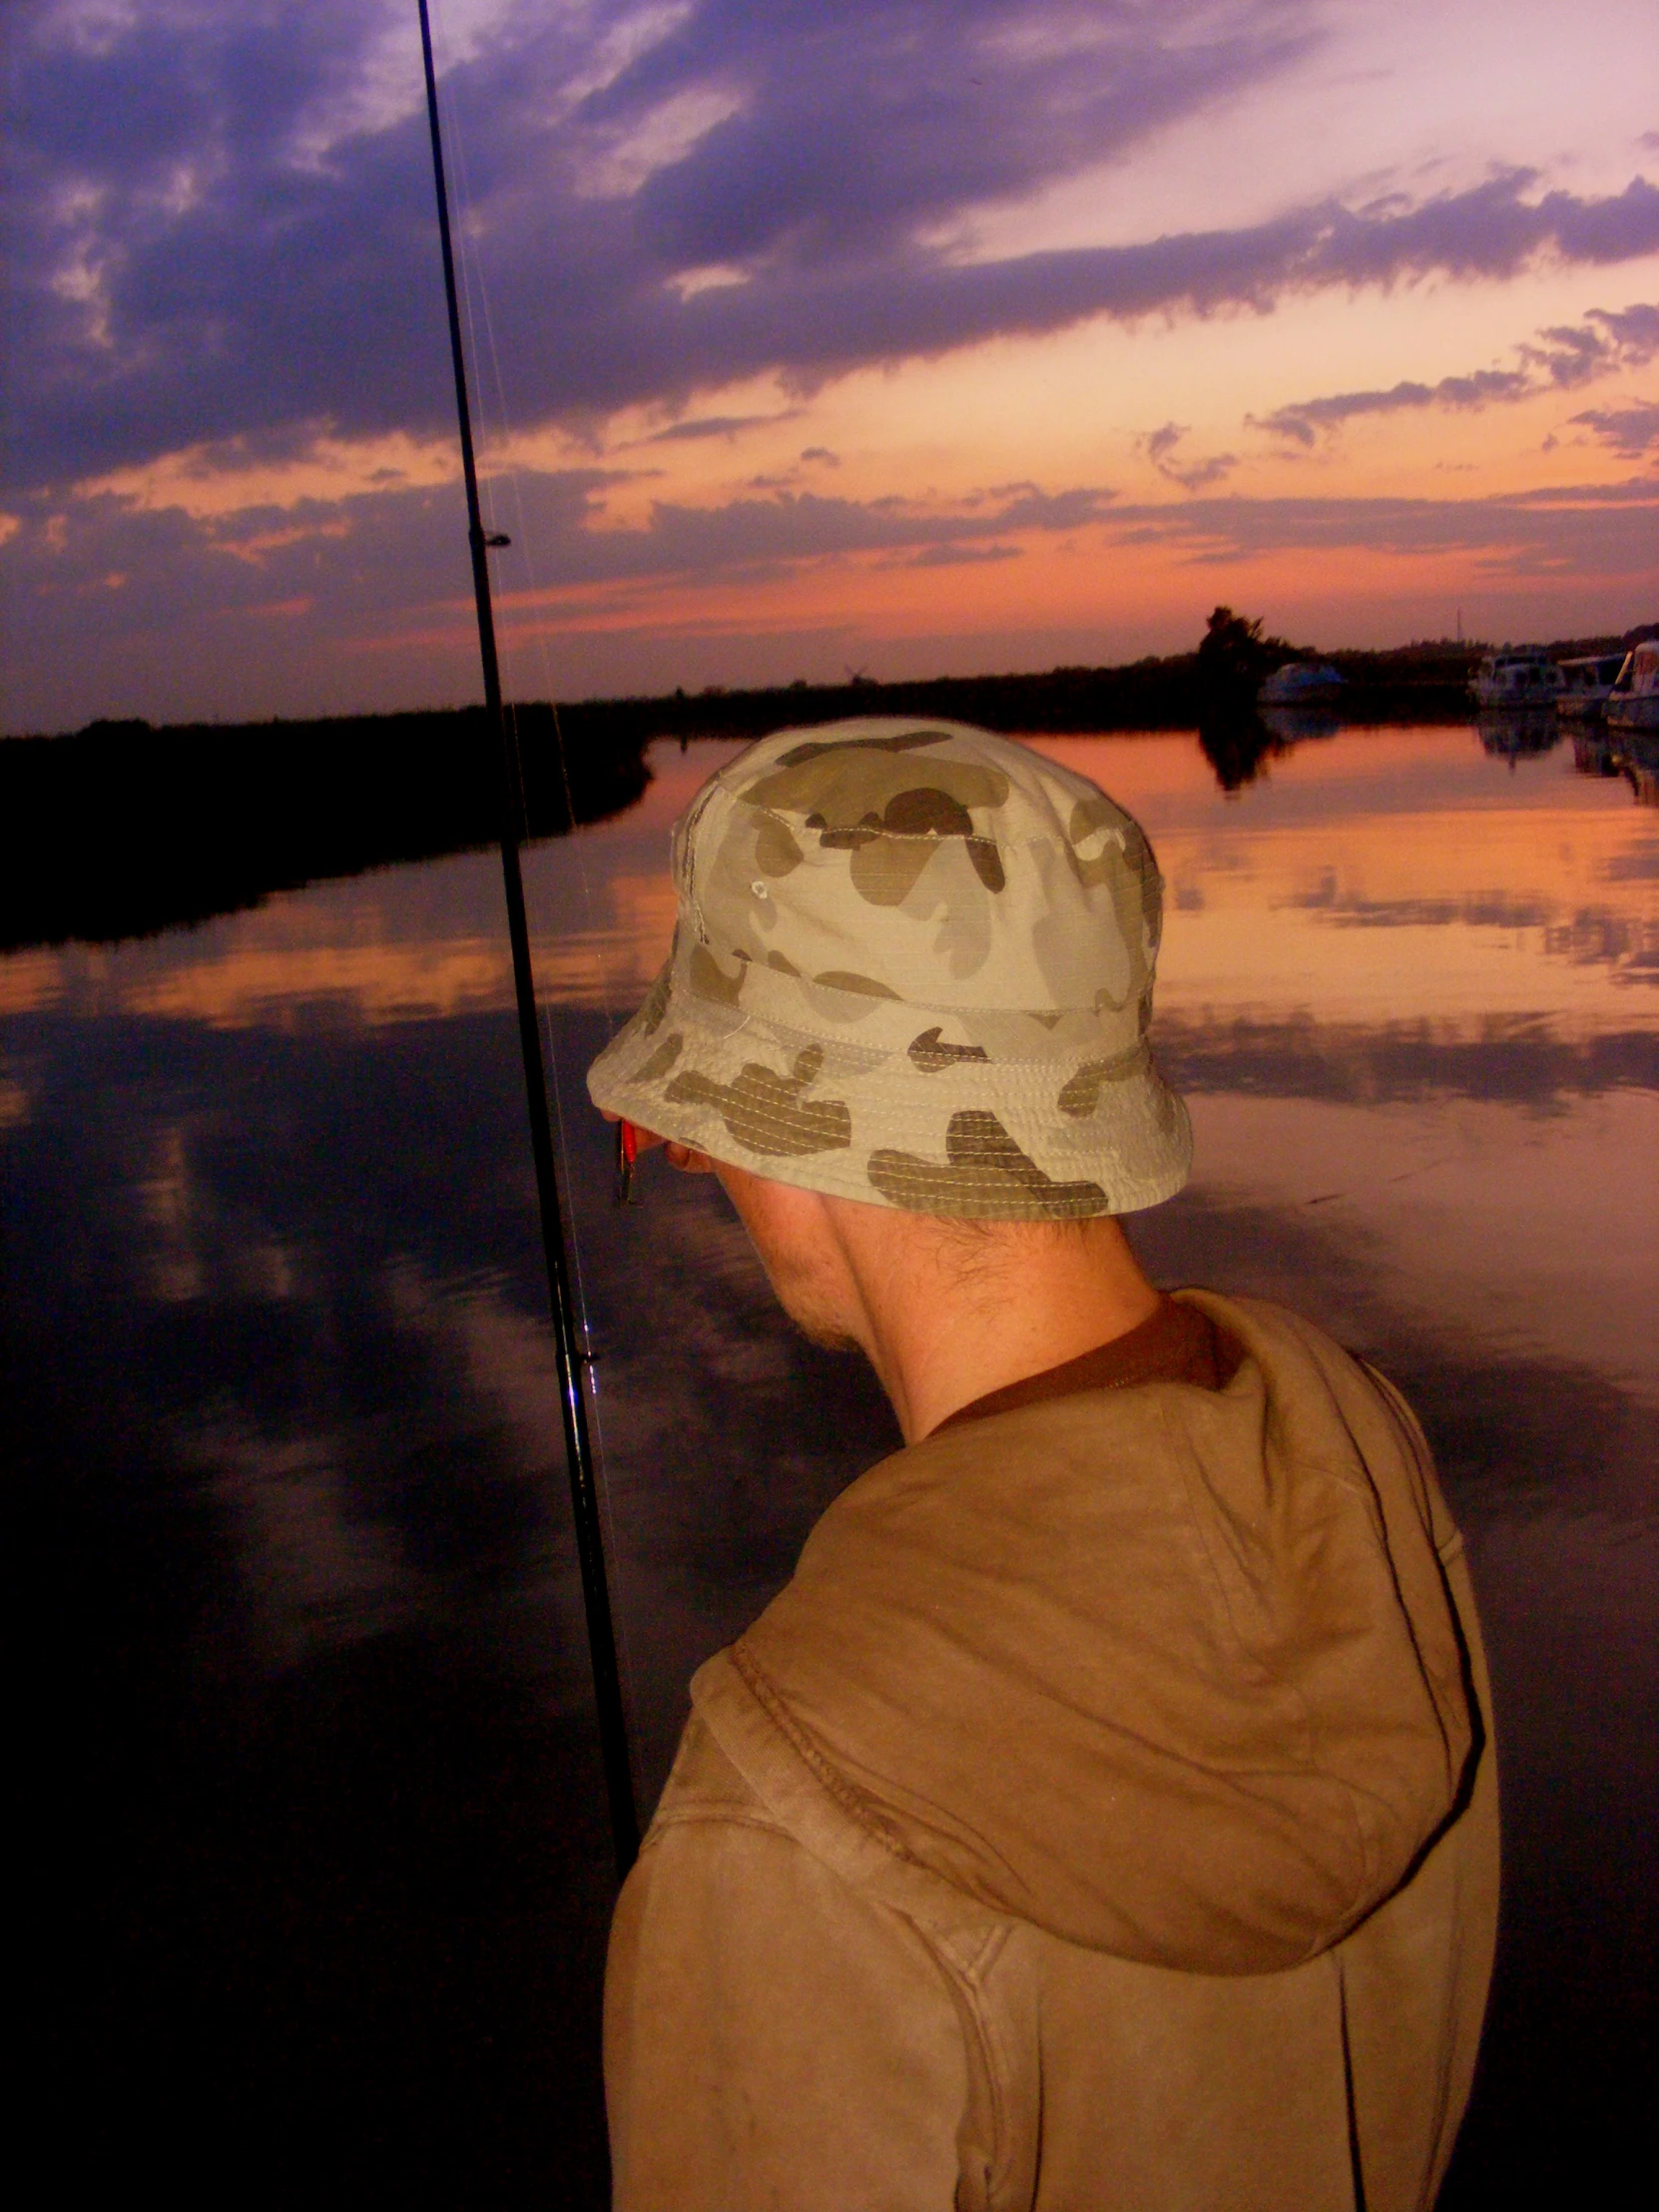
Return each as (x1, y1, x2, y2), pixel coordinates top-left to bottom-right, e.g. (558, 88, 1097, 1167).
(716, 1164, 864, 1358)
(758, 1256, 859, 1356)
(789, 1308, 862, 1356)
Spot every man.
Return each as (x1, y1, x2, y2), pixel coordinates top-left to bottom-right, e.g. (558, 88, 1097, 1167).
(587, 719, 1497, 2212)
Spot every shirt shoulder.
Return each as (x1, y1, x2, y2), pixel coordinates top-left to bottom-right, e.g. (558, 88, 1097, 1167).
(647, 1709, 786, 1835)
(609, 1716, 990, 2211)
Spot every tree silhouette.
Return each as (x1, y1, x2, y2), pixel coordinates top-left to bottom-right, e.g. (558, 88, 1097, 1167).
(1194, 607, 1309, 792)
(1196, 606, 1300, 701)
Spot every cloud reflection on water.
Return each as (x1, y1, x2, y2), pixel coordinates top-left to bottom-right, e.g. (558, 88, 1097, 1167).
(6, 728, 1658, 1032)
(5, 722, 1656, 2195)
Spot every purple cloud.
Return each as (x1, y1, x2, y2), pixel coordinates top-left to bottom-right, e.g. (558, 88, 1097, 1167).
(6, 0, 1317, 488)
(7, 1, 1659, 498)
(1523, 302, 1659, 384)
(1093, 479, 1659, 579)
(640, 412, 799, 443)
(6, 461, 1653, 731)
(905, 543, 1021, 568)
(0, 471, 1115, 653)
(1142, 422, 1239, 491)
(1566, 400, 1659, 459)
(1253, 301, 1659, 445)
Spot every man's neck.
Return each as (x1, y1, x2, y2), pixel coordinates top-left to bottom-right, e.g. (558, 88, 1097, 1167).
(827, 1207, 1164, 1444)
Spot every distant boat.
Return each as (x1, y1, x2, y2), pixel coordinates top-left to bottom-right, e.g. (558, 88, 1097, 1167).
(1470, 645, 1562, 707)
(1605, 641, 1659, 734)
(1258, 661, 1344, 706)
(1556, 652, 1628, 720)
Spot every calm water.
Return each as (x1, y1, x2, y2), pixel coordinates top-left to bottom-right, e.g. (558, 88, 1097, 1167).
(7, 724, 1655, 2201)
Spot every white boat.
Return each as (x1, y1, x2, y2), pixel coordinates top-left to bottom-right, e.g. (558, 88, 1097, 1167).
(1470, 645, 1562, 707)
(1259, 661, 1344, 706)
(1605, 641, 1659, 734)
(1555, 653, 1628, 719)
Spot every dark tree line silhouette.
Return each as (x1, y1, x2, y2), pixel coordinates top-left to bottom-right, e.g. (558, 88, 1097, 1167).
(15, 616, 1622, 948)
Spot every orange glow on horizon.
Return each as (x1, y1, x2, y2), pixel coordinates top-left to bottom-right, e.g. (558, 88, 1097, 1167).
(9, 731, 1654, 1039)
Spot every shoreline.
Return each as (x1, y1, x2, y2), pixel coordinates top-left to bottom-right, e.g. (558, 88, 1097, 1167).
(6, 629, 1651, 954)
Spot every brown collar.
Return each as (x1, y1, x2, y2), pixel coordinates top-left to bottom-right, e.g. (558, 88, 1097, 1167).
(931, 1295, 1243, 1437)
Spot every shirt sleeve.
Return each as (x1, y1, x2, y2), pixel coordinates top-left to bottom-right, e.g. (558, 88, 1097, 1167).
(605, 1790, 972, 2211)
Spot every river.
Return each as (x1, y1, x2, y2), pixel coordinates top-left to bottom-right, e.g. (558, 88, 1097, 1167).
(7, 720, 1654, 2201)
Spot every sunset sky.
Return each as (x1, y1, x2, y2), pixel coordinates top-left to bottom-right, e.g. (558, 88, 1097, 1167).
(4, 0, 1657, 732)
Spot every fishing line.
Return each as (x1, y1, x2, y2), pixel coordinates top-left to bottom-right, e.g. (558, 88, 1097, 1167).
(431, 4, 645, 1542)
(416, 0, 638, 1874)
(431, 1, 635, 1038)
(427, 0, 636, 1638)
(437, 44, 530, 837)
(428, 2, 637, 1529)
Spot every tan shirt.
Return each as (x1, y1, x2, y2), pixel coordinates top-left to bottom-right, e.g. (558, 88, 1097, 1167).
(935, 1294, 1242, 1430)
(606, 1293, 1499, 2210)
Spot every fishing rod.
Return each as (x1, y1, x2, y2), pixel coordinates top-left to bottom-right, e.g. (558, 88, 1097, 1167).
(416, 0, 639, 1878)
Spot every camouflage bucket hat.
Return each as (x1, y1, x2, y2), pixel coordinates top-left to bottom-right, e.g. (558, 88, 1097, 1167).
(586, 718, 1191, 1220)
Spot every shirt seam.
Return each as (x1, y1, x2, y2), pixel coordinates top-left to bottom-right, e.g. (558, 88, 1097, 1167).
(731, 1640, 929, 1872)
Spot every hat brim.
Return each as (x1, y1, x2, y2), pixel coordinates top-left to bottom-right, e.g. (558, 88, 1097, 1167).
(587, 957, 1192, 1221)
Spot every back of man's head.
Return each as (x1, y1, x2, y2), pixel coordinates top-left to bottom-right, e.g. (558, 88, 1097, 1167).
(588, 718, 1190, 1223)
